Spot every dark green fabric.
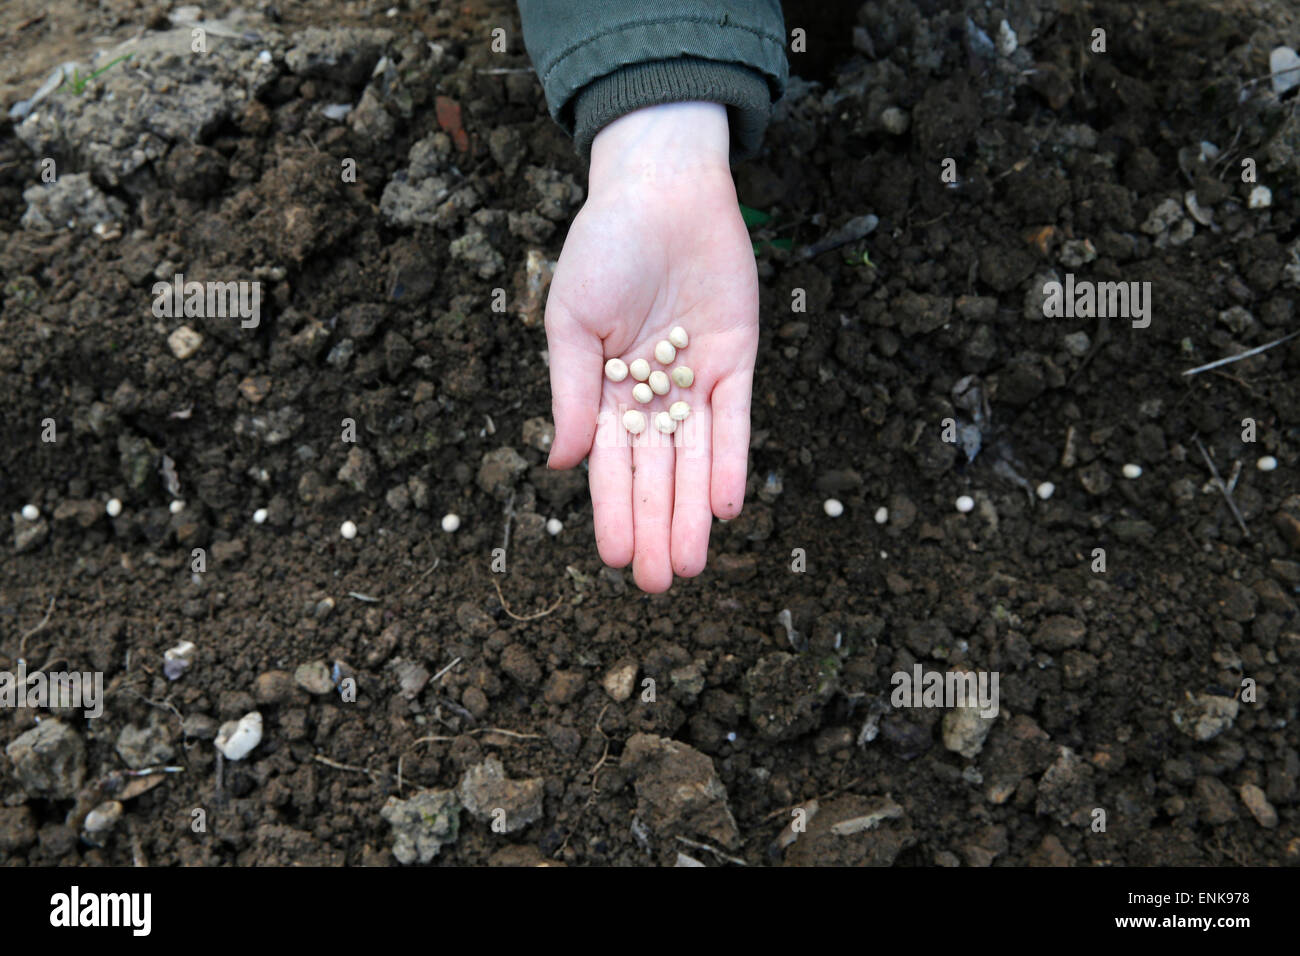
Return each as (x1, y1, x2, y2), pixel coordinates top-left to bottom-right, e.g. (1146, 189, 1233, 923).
(517, 0, 787, 162)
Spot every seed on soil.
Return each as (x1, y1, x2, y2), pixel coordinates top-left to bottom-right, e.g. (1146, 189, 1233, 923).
(654, 340, 676, 364)
(21, 504, 39, 521)
(169, 500, 185, 514)
(874, 506, 889, 524)
(546, 518, 562, 535)
(441, 513, 461, 532)
(106, 498, 122, 517)
(648, 370, 670, 395)
(163, 640, 196, 680)
(1122, 463, 1143, 479)
(1036, 481, 1056, 500)
(623, 409, 647, 434)
(655, 412, 677, 435)
(215, 711, 263, 761)
(956, 495, 975, 513)
(253, 508, 268, 524)
(632, 382, 653, 404)
(604, 358, 628, 382)
(668, 326, 689, 349)
(340, 520, 358, 539)
(824, 498, 844, 517)
(669, 401, 691, 421)
(1257, 455, 1278, 471)
(629, 359, 651, 381)
(670, 366, 694, 387)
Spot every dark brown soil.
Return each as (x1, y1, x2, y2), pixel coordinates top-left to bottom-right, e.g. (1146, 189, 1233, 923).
(2, 0, 1298, 867)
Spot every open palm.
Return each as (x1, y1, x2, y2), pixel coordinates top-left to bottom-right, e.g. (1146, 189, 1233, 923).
(544, 154, 758, 592)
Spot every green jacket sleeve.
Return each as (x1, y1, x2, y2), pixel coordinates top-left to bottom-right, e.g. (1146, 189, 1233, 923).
(517, 0, 788, 162)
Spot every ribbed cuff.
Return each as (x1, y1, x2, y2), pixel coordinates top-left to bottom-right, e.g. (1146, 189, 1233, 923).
(573, 58, 773, 164)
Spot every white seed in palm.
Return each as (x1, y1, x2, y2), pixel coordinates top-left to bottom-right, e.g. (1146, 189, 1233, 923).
(632, 382, 653, 404)
(668, 326, 689, 349)
(655, 412, 676, 435)
(629, 359, 651, 381)
(670, 366, 694, 388)
(648, 370, 670, 395)
(623, 409, 647, 434)
(604, 358, 628, 382)
(654, 340, 676, 364)
(669, 401, 691, 421)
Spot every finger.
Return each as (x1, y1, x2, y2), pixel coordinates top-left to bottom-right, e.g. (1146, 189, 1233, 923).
(588, 397, 634, 568)
(671, 401, 712, 577)
(543, 302, 604, 469)
(710, 372, 753, 518)
(631, 422, 676, 593)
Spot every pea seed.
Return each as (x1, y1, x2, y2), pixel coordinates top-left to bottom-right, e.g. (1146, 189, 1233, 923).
(670, 366, 694, 388)
(629, 359, 651, 381)
(604, 358, 628, 382)
(669, 401, 691, 421)
(623, 409, 647, 434)
(655, 412, 676, 434)
(632, 382, 653, 404)
(668, 326, 689, 349)
(648, 370, 670, 395)
(654, 340, 676, 364)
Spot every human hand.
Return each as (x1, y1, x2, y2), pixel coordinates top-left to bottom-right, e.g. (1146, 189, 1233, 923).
(543, 102, 759, 593)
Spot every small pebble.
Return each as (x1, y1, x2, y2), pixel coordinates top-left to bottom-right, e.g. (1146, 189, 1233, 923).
(21, 504, 39, 521)
(632, 382, 653, 404)
(956, 495, 975, 513)
(441, 513, 461, 533)
(340, 520, 358, 539)
(623, 409, 647, 434)
(169, 500, 185, 514)
(1248, 185, 1272, 209)
(648, 370, 670, 395)
(1257, 456, 1278, 472)
(629, 359, 651, 381)
(604, 358, 628, 382)
(546, 518, 563, 536)
(874, 507, 888, 524)
(655, 412, 677, 435)
(1036, 481, 1056, 500)
(654, 340, 676, 364)
(668, 326, 689, 349)
(670, 366, 694, 388)
(669, 401, 691, 421)
(106, 498, 123, 518)
(824, 498, 844, 517)
(253, 508, 268, 524)
(1122, 463, 1143, 479)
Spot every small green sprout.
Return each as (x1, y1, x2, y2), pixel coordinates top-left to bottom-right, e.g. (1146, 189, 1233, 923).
(63, 54, 133, 96)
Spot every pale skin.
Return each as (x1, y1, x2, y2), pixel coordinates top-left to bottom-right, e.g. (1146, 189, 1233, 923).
(544, 102, 759, 593)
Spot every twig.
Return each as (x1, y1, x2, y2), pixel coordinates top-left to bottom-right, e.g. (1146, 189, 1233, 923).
(1182, 330, 1299, 377)
(502, 490, 516, 560)
(312, 754, 377, 777)
(491, 577, 564, 621)
(17, 596, 55, 661)
(411, 727, 542, 745)
(348, 591, 380, 603)
(675, 836, 749, 867)
(762, 777, 864, 821)
(431, 656, 462, 683)
(1193, 436, 1249, 536)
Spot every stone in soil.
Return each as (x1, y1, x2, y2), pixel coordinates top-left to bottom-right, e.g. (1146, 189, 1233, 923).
(6, 720, 86, 799)
(379, 788, 459, 864)
(457, 756, 544, 833)
(621, 733, 740, 849)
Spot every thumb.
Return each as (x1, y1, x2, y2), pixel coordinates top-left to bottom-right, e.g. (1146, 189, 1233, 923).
(544, 302, 604, 469)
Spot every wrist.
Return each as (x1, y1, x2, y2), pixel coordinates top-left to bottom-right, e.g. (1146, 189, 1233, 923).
(588, 102, 731, 194)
